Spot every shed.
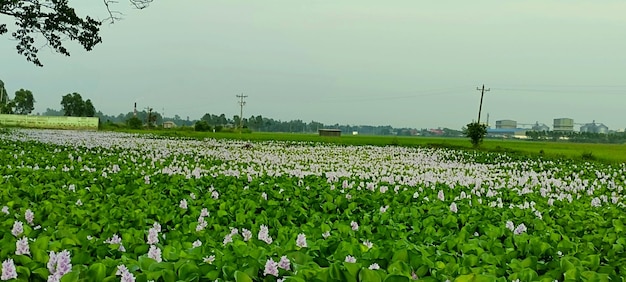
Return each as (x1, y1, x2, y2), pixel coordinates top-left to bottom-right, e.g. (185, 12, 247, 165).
(318, 129, 341, 137)
(163, 121, 177, 129)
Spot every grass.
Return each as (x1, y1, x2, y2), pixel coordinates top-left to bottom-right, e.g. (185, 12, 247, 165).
(103, 127, 626, 164)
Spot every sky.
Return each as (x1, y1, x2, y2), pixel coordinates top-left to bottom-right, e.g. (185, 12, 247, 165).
(2, 1, 626, 130)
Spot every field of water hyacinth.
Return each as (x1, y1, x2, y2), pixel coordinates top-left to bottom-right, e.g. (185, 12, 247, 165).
(0, 129, 625, 282)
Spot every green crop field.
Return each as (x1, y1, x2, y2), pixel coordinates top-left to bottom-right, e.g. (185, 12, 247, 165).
(1, 128, 625, 281)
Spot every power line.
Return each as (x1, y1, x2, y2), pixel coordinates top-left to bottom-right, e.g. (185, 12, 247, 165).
(236, 93, 248, 130)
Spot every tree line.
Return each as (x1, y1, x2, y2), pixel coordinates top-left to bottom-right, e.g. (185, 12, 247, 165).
(1, 79, 97, 117)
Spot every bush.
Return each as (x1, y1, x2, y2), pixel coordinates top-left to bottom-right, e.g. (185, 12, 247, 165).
(194, 120, 211, 132)
(126, 116, 143, 129)
(464, 122, 487, 148)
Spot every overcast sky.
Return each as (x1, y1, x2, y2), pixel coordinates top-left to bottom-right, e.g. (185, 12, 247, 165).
(2, 1, 625, 129)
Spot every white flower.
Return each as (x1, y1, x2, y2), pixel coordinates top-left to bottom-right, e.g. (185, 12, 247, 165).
(368, 263, 380, 270)
(345, 255, 357, 263)
(296, 233, 307, 248)
(203, 255, 215, 264)
(363, 240, 373, 249)
(192, 240, 202, 248)
(350, 221, 359, 231)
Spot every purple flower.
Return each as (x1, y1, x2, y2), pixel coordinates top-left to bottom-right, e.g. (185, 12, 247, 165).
(147, 227, 159, 245)
(223, 233, 234, 246)
(296, 233, 307, 248)
(345, 255, 357, 263)
(47, 250, 72, 281)
(196, 217, 208, 232)
(350, 221, 359, 231)
(11, 221, 23, 237)
(242, 228, 252, 241)
(258, 225, 273, 245)
(368, 263, 380, 270)
(514, 223, 527, 235)
(211, 191, 219, 199)
(1, 258, 18, 280)
(438, 190, 445, 201)
(16, 237, 30, 256)
(449, 202, 458, 213)
(144, 175, 150, 184)
(25, 209, 34, 225)
(2, 206, 9, 215)
(278, 256, 291, 270)
(192, 240, 202, 248)
(116, 265, 136, 282)
(179, 199, 188, 209)
(200, 208, 209, 217)
(148, 245, 162, 262)
(153, 222, 161, 233)
(263, 258, 279, 277)
(505, 221, 515, 232)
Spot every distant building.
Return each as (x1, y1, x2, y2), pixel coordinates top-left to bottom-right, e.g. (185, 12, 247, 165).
(580, 121, 609, 134)
(487, 128, 528, 139)
(496, 120, 517, 129)
(531, 122, 550, 132)
(553, 118, 574, 132)
(163, 121, 177, 129)
(318, 129, 341, 137)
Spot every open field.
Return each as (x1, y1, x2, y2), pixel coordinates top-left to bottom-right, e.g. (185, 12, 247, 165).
(1, 128, 625, 281)
(107, 128, 626, 164)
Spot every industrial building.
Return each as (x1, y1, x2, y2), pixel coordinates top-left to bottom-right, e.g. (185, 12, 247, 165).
(580, 121, 609, 134)
(553, 118, 574, 132)
(496, 120, 517, 129)
(531, 122, 550, 132)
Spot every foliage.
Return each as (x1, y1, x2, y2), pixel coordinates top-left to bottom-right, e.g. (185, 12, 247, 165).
(0, 0, 151, 66)
(0, 129, 625, 281)
(126, 116, 143, 129)
(60, 93, 96, 117)
(194, 120, 211, 132)
(464, 122, 487, 147)
(12, 89, 35, 115)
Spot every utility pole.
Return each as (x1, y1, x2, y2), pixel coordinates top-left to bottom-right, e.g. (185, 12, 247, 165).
(475, 84, 490, 124)
(236, 93, 248, 131)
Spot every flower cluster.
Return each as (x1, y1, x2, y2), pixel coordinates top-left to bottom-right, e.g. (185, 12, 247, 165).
(104, 234, 126, 252)
(16, 237, 30, 256)
(296, 233, 307, 248)
(116, 265, 136, 282)
(196, 209, 209, 232)
(47, 250, 72, 282)
(263, 256, 291, 277)
(258, 225, 273, 244)
(1, 259, 17, 280)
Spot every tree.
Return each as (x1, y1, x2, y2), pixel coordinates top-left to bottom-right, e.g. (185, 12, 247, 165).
(1, 0, 152, 67)
(126, 116, 142, 129)
(13, 89, 35, 114)
(464, 122, 487, 148)
(84, 99, 95, 117)
(60, 92, 95, 117)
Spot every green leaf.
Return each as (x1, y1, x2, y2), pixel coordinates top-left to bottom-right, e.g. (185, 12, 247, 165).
(384, 274, 410, 282)
(234, 271, 253, 282)
(86, 263, 107, 282)
(359, 269, 382, 282)
(60, 271, 80, 282)
(178, 261, 200, 281)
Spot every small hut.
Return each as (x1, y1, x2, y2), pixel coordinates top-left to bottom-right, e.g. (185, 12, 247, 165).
(318, 129, 341, 137)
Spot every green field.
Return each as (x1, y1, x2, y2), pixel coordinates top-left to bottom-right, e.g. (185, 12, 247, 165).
(107, 128, 626, 164)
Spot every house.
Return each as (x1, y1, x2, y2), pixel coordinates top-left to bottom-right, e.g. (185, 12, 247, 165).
(163, 121, 177, 129)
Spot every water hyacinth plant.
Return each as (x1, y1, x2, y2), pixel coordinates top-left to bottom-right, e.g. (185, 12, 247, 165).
(0, 128, 625, 281)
